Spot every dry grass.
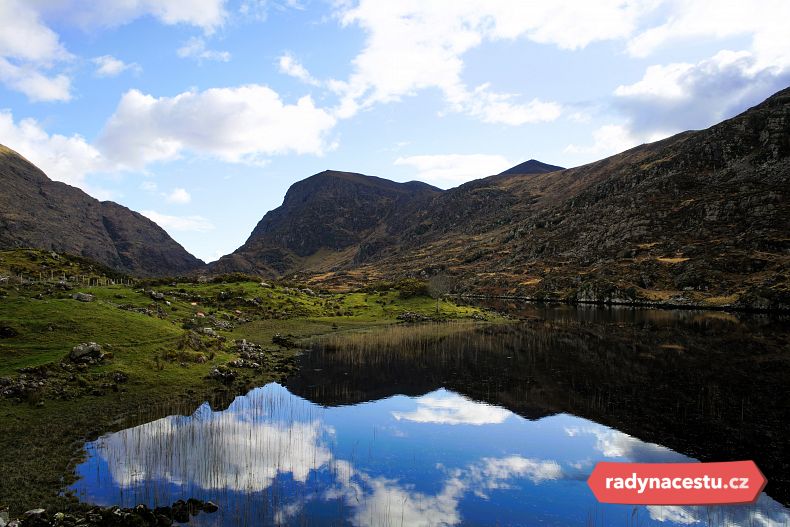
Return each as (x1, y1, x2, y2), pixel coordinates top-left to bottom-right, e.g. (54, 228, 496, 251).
(656, 257, 690, 264)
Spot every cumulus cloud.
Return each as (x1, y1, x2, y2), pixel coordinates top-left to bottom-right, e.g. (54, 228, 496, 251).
(98, 85, 337, 169)
(165, 187, 191, 204)
(391, 391, 511, 425)
(177, 37, 231, 62)
(0, 0, 226, 101)
(0, 58, 71, 101)
(92, 55, 141, 77)
(139, 211, 214, 232)
(626, 0, 790, 69)
(278, 53, 319, 85)
(394, 154, 512, 187)
(614, 50, 790, 137)
(567, 48, 790, 164)
(0, 0, 72, 101)
(329, 1, 669, 125)
(0, 110, 112, 190)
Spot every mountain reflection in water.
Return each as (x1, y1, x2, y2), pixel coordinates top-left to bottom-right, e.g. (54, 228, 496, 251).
(71, 306, 790, 526)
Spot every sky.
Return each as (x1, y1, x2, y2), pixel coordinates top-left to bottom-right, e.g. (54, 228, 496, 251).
(1, 0, 789, 262)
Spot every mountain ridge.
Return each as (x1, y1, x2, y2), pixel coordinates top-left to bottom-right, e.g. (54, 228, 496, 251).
(0, 144, 204, 276)
(215, 87, 790, 309)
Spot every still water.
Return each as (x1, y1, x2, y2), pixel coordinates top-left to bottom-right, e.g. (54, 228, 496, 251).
(71, 305, 790, 526)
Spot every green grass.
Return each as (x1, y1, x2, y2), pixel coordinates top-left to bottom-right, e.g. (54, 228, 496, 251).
(0, 249, 491, 515)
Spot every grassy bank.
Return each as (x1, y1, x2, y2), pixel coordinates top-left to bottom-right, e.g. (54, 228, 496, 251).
(0, 249, 489, 516)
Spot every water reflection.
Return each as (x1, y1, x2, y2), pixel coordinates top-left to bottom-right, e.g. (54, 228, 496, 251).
(71, 308, 790, 526)
(73, 382, 790, 526)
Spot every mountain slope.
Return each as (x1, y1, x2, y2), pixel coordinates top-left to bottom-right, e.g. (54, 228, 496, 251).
(213, 87, 789, 309)
(348, 87, 790, 309)
(0, 144, 204, 276)
(212, 170, 442, 275)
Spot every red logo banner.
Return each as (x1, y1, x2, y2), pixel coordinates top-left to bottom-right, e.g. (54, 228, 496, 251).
(587, 461, 766, 505)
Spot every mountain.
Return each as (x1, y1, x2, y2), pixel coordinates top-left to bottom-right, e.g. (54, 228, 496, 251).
(496, 159, 564, 176)
(217, 87, 790, 309)
(211, 170, 442, 275)
(0, 144, 204, 276)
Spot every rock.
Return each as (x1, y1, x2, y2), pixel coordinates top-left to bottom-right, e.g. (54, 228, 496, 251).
(150, 291, 165, 300)
(201, 327, 217, 337)
(272, 333, 298, 348)
(72, 292, 95, 302)
(302, 288, 316, 296)
(0, 326, 18, 338)
(208, 367, 237, 384)
(0, 510, 9, 527)
(69, 342, 103, 363)
(23, 509, 45, 518)
(203, 501, 219, 513)
(397, 311, 432, 323)
(259, 282, 271, 288)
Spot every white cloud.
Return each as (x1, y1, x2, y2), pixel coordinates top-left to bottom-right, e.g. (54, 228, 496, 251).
(278, 53, 319, 85)
(98, 85, 337, 169)
(331, 1, 657, 125)
(0, 1, 69, 63)
(453, 84, 562, 125)
(614, 50, 790, 136)
(0, 57, 71, 102)
(564, 426, 686, 462)
(239, 0, 304, 22)
(140, 211, 214, 232)
(391, 391, 511, 425)
(564, 124, 644, 159)
(0, 0, 227, 101)
(139, 181, 158, 191)
(0, 110, 111, 190)
(0, 0, 72, 101)
(165, 187, 191, 204)
(29, 0, 227, 33)
(394, 154, 512, 187)
(626, 0, 790, 69)
(177, 37, 231, 62)
(92, 55, 141, 77)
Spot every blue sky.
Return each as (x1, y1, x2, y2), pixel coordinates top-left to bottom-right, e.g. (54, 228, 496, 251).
(1, 1, 788, 262)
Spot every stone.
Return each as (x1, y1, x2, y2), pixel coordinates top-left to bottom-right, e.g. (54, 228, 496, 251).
(203, 501, 219, 513)
(150, 291, 165, 300)
(72, 292, 95, 302)
(70, 342, 103, 362)
(0, 326, 18, 338)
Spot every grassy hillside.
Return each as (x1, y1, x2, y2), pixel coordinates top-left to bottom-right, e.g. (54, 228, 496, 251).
(0, 249, 488, 515)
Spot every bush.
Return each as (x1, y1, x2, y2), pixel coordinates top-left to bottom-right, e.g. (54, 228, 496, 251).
(396, 278, 429, 298)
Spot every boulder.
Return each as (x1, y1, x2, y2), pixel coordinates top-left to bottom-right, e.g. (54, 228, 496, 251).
(72, 292, 95, 302)
(149, 291, 165, 300)
(70, 342, 103, 363)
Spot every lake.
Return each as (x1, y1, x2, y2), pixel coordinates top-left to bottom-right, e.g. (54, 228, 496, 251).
(71, 305, 790, 526)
